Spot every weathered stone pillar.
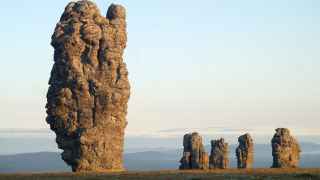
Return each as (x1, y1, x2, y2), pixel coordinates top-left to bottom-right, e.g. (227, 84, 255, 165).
(179, 132, 209, 169)
(209, 138, 229, 169)
(271, 128, 300, 168)
(46, 0, 130, 172)
(236, 133, 254, 168)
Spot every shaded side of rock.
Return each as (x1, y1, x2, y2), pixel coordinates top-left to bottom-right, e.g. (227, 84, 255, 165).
(209, 138, 229, 169)
(271, 128, 301, 168)
(236, 133, 254, 168)
(179, 132, 209, 169)
(46, 0, 130, 172)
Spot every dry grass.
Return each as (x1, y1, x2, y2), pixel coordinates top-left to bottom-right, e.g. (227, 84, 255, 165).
(1, 168, 320, 180)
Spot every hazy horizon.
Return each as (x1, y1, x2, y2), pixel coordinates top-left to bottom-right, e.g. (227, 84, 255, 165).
(0, 0, 319, 135)
(1, 128, 320, 156)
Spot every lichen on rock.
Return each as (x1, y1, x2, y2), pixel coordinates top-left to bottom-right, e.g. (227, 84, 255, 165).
(271, 128, 301, 168)
(179, 132, 209, 169)
(236, 133, 254, 168)
(46, 0, 129, 172)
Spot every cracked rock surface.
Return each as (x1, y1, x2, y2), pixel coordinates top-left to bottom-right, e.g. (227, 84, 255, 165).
(179, 132, 209, 169)
(236, 133, 254, 168)
(271, 128, 300, 168)
(46, 0, 129, 172)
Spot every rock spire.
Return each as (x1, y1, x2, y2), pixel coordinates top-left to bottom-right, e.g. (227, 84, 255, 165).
(271, 128, 300, 168)
(179, 132, 209, 169)
(236, 133, 254, 168)
(209, 138, 229, 169)
(46, 0, 130, 172)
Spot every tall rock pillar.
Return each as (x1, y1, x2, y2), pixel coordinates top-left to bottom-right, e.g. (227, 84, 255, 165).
(46, 0, 130, 172)
(236, 133, 254, 168)
(271, 128, 300, 168)
(179, 132, 209, 169)
(209, 138, 229, 169)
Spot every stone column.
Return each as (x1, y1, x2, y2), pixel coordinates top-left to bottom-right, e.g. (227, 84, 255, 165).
(209, 138, 229, 169)
(271, 128, 301, 168)
(236, 133, 254, 168)
(46, 0, 130, 172)
(179, 132, 209, 169)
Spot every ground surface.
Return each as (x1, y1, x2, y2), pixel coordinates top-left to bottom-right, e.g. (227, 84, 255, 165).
(1, 169, 320, 180)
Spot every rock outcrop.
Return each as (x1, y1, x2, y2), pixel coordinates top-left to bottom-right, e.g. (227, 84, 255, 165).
(46, 0, 130, 172)
(271, 128, 300, 168)
(236, 133, 254, 168)
(209, 138, 229, 169)
(179, 132, 209, 169)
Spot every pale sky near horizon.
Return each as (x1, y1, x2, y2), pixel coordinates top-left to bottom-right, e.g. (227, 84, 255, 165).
(0, 0, 319, 135)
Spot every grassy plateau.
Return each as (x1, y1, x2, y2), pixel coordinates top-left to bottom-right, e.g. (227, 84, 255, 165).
(1, 168, 320, 180)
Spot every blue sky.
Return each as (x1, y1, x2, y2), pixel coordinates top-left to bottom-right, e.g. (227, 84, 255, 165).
(0, 0, 319, 135)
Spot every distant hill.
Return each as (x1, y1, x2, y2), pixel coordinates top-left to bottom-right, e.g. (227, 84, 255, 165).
(0, 152, 70, 173)
(1, 143, 320, 173)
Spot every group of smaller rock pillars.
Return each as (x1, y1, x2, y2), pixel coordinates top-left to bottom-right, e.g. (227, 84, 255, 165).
(179, 128, 301, 170)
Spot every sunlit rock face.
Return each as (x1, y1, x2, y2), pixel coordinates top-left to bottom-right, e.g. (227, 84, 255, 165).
(236, 133, 254, 168)
(271, 128, 301, 168)
(46, 0, 129, 172)
(209, 138, 229, 169)
(179, 132, 209, 169)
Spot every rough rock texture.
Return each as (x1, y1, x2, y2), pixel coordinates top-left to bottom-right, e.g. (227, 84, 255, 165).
(46, 0, 130, 172)
(271, 128, 301, 168)
(236, 133, 254, 168)
(209, 138, 229, 169)
(179, 132, 209, 169)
